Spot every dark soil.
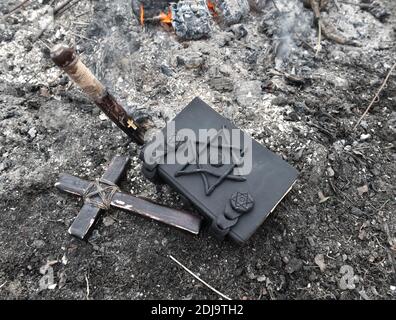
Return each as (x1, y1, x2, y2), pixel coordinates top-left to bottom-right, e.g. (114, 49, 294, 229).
(0, 0, 395, 299)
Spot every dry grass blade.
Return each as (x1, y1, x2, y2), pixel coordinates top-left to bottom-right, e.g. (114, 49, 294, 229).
(353, 62, 396, 130)
(169, 255, 232, 300)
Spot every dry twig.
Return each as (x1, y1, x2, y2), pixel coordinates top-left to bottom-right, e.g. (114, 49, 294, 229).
(32, 0, 81, 43)
(353, 62, 396, 130)
(85, 274, 90, 300)
(305, 0, 358, 46)
(3, 0, 31, 17)
(169, 255, 232, 300)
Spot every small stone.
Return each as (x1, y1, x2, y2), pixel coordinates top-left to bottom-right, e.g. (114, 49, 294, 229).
(99, 113, 108, 121)
(329, 50, 346, 61)
(360, 133, 371, 141)
(61, 254, 68, 265)
(235, 80, 262, 107)
(327, 167, 335, 177)
(177, 53, 204, 69)
(103, 217, 115, 227)
(39, 87, 50, 97)
(307, 236, 316, 247)
(209, 77, 234, 92)
(228, 24, 248, 40)
(28, 127, 37, 139)
(309, 271, 318, 281)
(285, 258, 303, 274)
(257, 275, 266, 282)
(0, 162, 8, 172)
(360, 120, 368, 130)
(339, 265, 355, 290)
(90, 230, 100, 241)
(358, 229, 367, 240)
(314, 254, 326, 272)
(330, 75, 349, 89)
(32, 240, 45, 248)
(351, 207, 364, 216)
(307, 206, 317, 215)
(271, 96, 289, 107)
(246, 265, 256, 280)
(160, 64, 175, 77)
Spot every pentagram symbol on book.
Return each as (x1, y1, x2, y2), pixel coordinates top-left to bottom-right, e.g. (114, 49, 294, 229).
(174, 126, 247, 196)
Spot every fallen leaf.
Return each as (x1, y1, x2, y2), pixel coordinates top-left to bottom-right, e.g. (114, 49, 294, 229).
(314, 254, 326, 272)
(48, 284, 57, 290)
(39, 87, 50, 97)
(357, 185, 369, 196)
(358, 229, 367, 240)
(339, 265, 356, 290)
(103, 216, 115, 227)
(58, 272, 67, 289)
(318, 191, 330, 203)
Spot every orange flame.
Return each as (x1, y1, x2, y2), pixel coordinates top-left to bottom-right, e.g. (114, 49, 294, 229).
(159, 8, 172, 24)
(140, 4, 144, 26)
(207, 0, 218, 17)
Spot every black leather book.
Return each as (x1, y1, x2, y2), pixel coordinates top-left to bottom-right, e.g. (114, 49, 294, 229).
(141, 97, 298, 244)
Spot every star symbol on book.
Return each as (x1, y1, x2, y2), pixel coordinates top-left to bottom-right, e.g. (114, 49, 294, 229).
(230, 192, 254, 213)
(174, 126, 247, 196)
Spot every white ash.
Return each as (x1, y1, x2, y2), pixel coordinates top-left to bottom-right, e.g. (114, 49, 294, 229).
(323, 2, 393, 49)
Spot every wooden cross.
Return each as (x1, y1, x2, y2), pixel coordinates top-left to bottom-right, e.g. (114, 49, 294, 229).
(55, 156, 202, 240)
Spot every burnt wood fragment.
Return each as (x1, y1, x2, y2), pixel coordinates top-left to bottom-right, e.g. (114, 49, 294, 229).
(171, 0, 212, 40)
(131, 0, 177, 22)
(213, 0, 250, 26)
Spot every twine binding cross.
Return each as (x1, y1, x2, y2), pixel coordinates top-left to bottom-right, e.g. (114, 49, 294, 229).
(82, 178, 120, 210)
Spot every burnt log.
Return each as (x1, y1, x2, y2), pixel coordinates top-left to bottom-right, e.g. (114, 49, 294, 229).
(171, 0, 212, 40)
(213, 0, 250, 26)
(248, 0, 268, 12)
(131, 0, 177, 21)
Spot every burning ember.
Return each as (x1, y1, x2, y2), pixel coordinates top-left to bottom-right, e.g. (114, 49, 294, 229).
(207, 0, 218, 16)
(133, 0, 221, 40)
(139, 5, 172, 26)
(159, 8, 172, 24)
(140, 4, 144, 26)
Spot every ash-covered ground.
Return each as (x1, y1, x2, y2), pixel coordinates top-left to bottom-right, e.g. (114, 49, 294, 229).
(0, 0, 395, 299)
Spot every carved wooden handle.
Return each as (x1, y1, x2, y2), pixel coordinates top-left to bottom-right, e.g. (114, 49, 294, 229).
(51, 44, 106, 101)
(51, 44, 146, 145)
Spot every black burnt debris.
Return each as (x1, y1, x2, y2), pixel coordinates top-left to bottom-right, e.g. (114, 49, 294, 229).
(1, 0, 396, 301)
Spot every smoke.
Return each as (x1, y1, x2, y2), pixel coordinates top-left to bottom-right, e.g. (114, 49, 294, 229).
(262, 0, 312, 68)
